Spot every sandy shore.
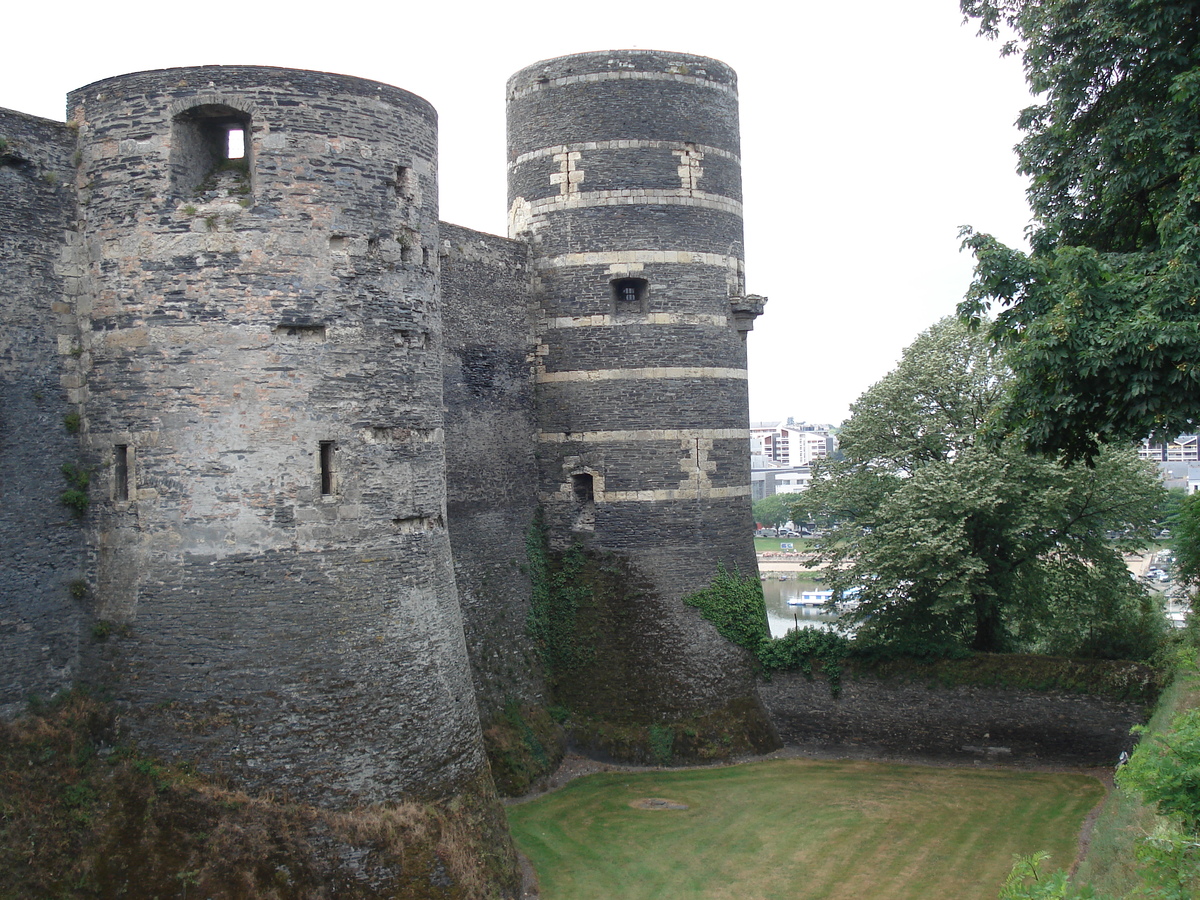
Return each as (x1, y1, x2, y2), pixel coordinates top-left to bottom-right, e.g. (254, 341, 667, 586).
(757, 555, 823, 572)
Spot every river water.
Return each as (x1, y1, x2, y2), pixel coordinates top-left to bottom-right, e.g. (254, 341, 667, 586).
(760, 575, 842, 638)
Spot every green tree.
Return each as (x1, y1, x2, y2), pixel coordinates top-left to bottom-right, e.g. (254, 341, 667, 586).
(752, 492, 799, 529)
(798, 319, 1164, 657)
(1174, 492, 1200, 589)
(1159, 487, 1189, 534)
(1121, 709, 1200, 833)
(958, 0, 1200, 462)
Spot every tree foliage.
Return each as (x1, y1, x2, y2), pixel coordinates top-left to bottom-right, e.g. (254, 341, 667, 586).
(799, 319, 1165, 657)
(1173, 492, 1200, 589)
(752, 493, 798, 529)
(683, 567, 851, 694)
(958, 0, 1200, 462)
(999, 852, 1094, 899)
(1159, 487, 1189, 533)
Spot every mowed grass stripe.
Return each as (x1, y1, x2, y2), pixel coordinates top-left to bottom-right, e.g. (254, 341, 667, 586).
(507, 759, 1104, 900)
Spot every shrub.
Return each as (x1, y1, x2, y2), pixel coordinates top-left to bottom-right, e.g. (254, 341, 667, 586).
(59, 463, 91, 517)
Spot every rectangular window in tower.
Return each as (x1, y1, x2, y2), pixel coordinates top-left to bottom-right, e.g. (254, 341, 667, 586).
(395, 165, 417, 203)
(571, 472, 596, 531)
(319, 441, 335, 496)
(114, 445, 129, 501)
(611, 277, 648, 314)
(170, 104, 252, 196)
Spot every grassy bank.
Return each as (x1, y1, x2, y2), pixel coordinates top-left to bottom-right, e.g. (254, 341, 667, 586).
(1070, 657, 1200, 896)
(508, 758, 1103, 900)
(0, 692, 518, 899)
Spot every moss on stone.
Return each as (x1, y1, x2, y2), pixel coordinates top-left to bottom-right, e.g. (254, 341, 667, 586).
(854, 653, 1165, 704)
(564, 697, 779, 766)
(482, 702, 566, 797)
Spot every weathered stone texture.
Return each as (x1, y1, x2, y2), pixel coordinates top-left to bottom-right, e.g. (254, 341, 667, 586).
(91, 549, 481, 800)
(508, 50, 773, 739)
(1, 51, 778, 808)
(440, 222, 543, 719)
(0, 109, 86, 716)
(506, 52, 739, 153)
(760, 673, 1148, 766)
(64, 67, 482, 805)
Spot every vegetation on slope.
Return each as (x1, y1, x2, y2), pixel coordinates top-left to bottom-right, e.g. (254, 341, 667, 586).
(1001, 628, 1200, 899)
(0, 691, 519, 900)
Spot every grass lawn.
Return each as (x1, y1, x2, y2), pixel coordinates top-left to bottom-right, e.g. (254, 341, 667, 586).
(507, 758, 1104, 900)
(755, 537, 812, 553)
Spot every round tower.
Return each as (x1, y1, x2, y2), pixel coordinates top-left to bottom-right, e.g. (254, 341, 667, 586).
(67, 66, 483, 804)
(507, 51, 775, 748)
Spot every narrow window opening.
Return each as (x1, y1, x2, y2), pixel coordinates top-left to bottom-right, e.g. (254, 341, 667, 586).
(394, 165, 416, 202)
(114, 445, 129, 501)
(571, 472, 596, 531)
(227, 127, 245, 160)
(171, 104, 252, 196)
(319, 441, 335, 496)
(572, 473, 594, 504)
(611, 277, 649, 314)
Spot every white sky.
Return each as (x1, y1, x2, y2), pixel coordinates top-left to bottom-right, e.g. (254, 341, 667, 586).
(6, 0, 1034, 427)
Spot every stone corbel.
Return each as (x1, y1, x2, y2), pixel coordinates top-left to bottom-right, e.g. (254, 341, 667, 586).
(729, 294, 767, 333)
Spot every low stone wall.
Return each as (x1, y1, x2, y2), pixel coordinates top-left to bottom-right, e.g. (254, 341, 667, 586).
(759, 671, 1149, 766)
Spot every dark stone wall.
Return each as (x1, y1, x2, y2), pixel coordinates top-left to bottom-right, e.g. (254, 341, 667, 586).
(525, 207, 745, 258)
(536, 381, 751, 431)
(505, 52, 739, 152)
(509, 148, 742, 205)
(506, 50, 772, 742)
(544, 324, 745, 371)
(0, 109, 86, 717)
(439, 222, 544, 720)
(534, 264, 737, 317)
(760, 672, 1148, 766)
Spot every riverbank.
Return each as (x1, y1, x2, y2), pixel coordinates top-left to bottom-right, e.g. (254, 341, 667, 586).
(757, 553, 824, 573)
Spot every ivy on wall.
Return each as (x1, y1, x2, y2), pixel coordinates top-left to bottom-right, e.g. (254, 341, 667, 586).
(524, 510, 594, 679)
(682, 563, 770, 652)
(683, 565, 850, 693)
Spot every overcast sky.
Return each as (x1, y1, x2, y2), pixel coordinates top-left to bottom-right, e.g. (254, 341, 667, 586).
(7, 0, 1035, 427)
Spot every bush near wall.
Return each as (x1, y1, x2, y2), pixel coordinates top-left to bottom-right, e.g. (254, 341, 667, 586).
(683, 564, 1165, 706)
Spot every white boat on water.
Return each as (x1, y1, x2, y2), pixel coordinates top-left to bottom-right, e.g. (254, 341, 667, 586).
(786, 587, 862, 610)
(787, 590, 833, 607)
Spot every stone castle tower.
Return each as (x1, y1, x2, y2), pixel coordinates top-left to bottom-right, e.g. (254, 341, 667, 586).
(507, 52, 772, 736)
(0, 50, 771, 809)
